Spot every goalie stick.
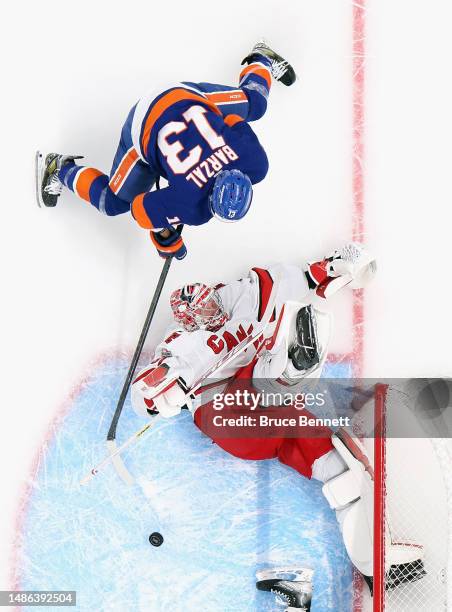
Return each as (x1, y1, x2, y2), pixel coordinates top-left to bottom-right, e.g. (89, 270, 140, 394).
(80, 274, 281, 486)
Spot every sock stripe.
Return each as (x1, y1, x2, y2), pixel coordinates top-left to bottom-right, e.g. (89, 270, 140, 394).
(61, 164, 79, 189)
(74, 168, 104, 202)
(239, 63, 272, 89)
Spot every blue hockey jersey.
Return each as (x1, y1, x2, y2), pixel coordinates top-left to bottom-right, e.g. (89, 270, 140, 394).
(129, 84, 269, 230)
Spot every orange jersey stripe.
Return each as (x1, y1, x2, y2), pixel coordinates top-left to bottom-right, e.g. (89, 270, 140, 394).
(205, 90, 248, 105)
(141, 89, 222, 155)
(224, 114, 244, 127)
(131, 193, 154, 229)
(75, 168, 103, 202)
(240, 64, 272, 89)
(109, 148, 139, 194)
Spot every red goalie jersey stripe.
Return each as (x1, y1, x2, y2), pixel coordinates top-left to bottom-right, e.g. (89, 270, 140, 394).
(252, 267, 276, 323)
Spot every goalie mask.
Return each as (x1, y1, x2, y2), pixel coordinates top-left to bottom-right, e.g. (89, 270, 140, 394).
(170, 284, 229, 332)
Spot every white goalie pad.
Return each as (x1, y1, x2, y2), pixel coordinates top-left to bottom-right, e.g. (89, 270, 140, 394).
(322, 466, 363, 509)
(322, 432, 374, 576)
(322, 431, 425, 579)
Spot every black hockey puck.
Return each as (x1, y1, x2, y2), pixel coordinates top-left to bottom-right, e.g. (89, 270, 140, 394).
(149, 532, 164, 547)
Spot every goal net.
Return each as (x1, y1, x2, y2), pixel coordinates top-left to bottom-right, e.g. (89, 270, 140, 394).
(373, 383, 452, 612)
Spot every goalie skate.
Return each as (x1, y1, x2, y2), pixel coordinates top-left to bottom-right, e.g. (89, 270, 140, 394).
(256, 567, 313, 611)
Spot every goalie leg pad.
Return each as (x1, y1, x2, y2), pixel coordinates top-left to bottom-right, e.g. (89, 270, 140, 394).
(321, 433, 374, 576)
(321, 431, 425, 581)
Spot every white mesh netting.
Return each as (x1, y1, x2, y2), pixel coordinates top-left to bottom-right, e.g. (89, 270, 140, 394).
(378, 385, 452, 612)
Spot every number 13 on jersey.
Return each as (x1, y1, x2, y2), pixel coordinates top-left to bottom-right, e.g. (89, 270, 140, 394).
(157, 106, 226, 174)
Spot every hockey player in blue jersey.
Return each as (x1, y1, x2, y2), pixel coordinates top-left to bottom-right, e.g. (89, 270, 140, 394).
(36, 42, 296, 259)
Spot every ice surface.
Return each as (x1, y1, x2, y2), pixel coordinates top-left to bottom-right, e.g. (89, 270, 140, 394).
(15, 357, 353, 612)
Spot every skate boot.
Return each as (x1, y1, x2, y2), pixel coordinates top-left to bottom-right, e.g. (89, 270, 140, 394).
(256, 567, 313, 611)
(35, 151, 83, 207)
(242, 40, 297, 86)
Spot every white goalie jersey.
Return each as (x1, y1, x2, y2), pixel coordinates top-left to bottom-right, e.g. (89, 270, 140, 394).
(131, 243, 376, 419)
(132, 263, 316, 417)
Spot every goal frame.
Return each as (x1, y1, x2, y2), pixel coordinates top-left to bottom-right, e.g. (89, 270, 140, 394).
(372, 381, 452, 612)
(373, 383, 387, 611)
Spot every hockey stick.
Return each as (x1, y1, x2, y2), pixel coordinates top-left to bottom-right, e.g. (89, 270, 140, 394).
(81, 417, 162, 486)
(104, 254, 175, 485)
(81, 274, 281, 486)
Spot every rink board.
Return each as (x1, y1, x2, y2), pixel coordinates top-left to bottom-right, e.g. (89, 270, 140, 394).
(15, 358, 353, 612)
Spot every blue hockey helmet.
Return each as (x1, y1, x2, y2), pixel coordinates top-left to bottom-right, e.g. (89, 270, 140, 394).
(209, 169, 253, 222)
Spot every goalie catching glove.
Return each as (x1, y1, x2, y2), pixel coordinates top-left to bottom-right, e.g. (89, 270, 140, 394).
(305, 242, 376, 298)
(131, 360, 191, 419)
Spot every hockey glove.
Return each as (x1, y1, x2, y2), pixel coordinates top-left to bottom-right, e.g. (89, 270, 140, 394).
(150, 225, 187, 260)
(305, 243, 376, 298)
(131, 360, 191, 419)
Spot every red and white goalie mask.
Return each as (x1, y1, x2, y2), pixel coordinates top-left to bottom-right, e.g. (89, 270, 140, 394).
(170, 284, 229, 332)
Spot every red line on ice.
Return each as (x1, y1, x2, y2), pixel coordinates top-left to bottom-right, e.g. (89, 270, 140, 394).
(352, 0, 366, 379)
(352, 2, 367, 610)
